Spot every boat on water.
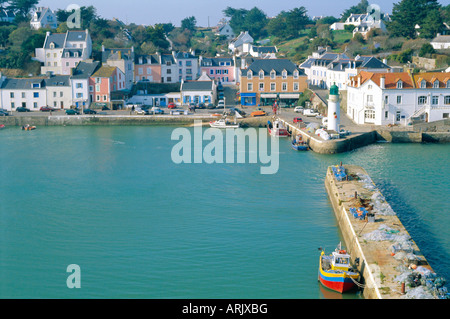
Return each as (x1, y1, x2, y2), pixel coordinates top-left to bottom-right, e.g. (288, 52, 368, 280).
(0, 124, 5, 129)
(291, 135, 308, 151)
(268, 119, 290, 137)
(318, 243, 360, 293)
(22, 124, 36, 131)
(209, 117, 240, 128)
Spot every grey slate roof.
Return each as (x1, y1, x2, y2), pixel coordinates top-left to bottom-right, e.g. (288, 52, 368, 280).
(44, 75, 71, 87)
(135, 54, 159, 65)
(254, 46, 277, 53)
(44, 33, 66, 49)
(66, 31, 87, 42)
(71, 61, 101, 79)
(160, 54, 175, 64)
(182, 81, 214, 91)
(1, 78, 46, 90)
(62, 48, 83, 58)
(175, 51, 196, 59)
(241, 59, 303, 76)
(201, 57, 234, 67)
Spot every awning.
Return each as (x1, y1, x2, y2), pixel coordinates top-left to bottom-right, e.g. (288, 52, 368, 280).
(260, 93, 277, 98)
(240, 93, 256, 97)
(279, 94, 300, 99)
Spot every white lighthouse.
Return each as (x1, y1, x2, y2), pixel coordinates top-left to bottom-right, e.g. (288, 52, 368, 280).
(327, 83, 340, 132)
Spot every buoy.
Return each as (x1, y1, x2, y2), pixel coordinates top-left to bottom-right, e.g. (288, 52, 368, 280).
(391, 252, 395, 256)
(410, 264, 417, 270)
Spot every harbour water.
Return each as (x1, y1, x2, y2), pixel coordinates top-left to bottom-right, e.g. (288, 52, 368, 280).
(0, 126, 448, 298)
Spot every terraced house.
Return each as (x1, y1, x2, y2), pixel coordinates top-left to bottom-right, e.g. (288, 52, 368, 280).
(89, 66, 126, 110)
(239, 59, 307, 107)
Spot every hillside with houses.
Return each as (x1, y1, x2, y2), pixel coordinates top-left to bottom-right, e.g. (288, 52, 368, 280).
(0, 0, 449, 126)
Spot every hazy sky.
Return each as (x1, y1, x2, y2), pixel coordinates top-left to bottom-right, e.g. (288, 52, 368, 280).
(35, 0, 409, 27)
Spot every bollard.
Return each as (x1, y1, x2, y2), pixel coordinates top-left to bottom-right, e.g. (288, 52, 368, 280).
(401, 282, 405, 294)
(354, 191, 358, 199)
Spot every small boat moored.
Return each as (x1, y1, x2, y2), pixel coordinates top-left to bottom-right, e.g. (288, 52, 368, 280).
(291, 135, 308, 151)
(209, 117, 240, 129)
(0, 124, 5, 129)
(268, 119, 290, 137)
(318, 243, 360, 293)
(22, 124, 36, 131)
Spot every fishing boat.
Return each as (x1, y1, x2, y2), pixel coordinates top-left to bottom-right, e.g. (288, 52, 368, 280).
(268, 119, 290, 137)
(291, 140, 308, 151)
(209, 117, 240, 128)
(318, 243, 360, 293)
(0, 124, 5, 129)
(22, 124, 36, 131)
(291, 135, 308, 151)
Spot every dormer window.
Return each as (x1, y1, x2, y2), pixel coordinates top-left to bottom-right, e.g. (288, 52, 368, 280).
(293, 70, 299, 79)
(247, 70, 252, 80)
(259, 70, 264, 80)
(433, 80, 439, 88)
(74, 52, 78, 58)
(397, 80, 403, 89)
(420, 80, 426, 88)
(446, 80, 450, 88)
(282, 70, 287, 79)
(65, 52, 70, 57)
(49, 43, 55, 49)
(270, 70, 276, 79)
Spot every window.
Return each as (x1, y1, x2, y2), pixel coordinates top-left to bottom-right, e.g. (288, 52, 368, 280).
(294, 82, 299, 91)
(10, 92, 14, 98)
(32, 83, 40, 88)
(76, 83, 83, 88)
(95, 84, 100, 92)
(33, 102, 37, 108)
(60, 92, 63, 97)
(259, 83, 264, 91)
(209, 70, 214, 75)
(397, 95, 402, 104)
(368, 85, 372, 89)
(76, 93, 83, 98)
(166, 61, 171, 66)
(96, 95, 100, 101)
(138, 68, 143, 75)
(420, 80, 426, 88)
(89, 86, 94, 92)
(103, 95, 107, 101)
(147, 68, 152, 74)
(384, 96, 388, 104)
(53, 92, 57, 97)
(186, 69, 192, 75)
(294, 71, 299, 79)
(247, 71, 252, 80)
(418, 96, 427, 105)
(247, 83, 253, 91)
(270, 83, 276, 91)
(186, 61, 192, 67)
(364, 109, 375, 120)
(397, 81, 403, 89)
(22, 92, 25, 98)
(282, 71, 287, 79)
(259, 71, 264, 80)
(396, 111, 401, 121)
(444, 96, 450, 105)
(432, 96, 438, 105)
(270, 70, 275, 79)
(447, 81, 450, 88)
(11, 102, 15, 108)
(433, 81, 439, 88)
(367, 95, 373, 103)
(443, 113, 449, 119)
(385, 111, 388, 119)
(282, 82, 287, 91)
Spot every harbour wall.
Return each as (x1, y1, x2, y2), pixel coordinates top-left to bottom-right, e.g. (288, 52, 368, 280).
(325, 165, 437, 299)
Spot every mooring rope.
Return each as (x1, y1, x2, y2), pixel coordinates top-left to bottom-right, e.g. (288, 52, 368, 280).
(350, 276, 366, 288)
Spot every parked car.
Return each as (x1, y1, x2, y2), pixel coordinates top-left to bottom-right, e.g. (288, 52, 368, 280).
(83, 109, 97, 114)
(135, 108, 150, 115)
(152, 107, 164, 114)
(303, 109, 320, 117)
(197, 103, 205, 109)
(293, 117, 303, 123)
(102, 106, 110, 110)
(294, 106, 304, 113)
(66, 109, 80, 115)
(168, 102, 176, 109)
(207, 103, 215, 109)
(0, 109, 9, 116)
(217, 100, 225, 108)
(40, 106, 57, 112)
(16, 107, 31, 112)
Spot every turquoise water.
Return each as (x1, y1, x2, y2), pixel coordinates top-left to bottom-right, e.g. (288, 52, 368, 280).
(0, 126, 448, 298)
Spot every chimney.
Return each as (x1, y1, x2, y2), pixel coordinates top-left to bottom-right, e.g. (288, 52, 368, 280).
(358, 76, 361, 87)
(102, 45, 105, 52)
(380, 75, 385, 89)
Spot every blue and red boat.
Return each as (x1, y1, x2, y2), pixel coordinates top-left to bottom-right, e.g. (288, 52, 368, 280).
(318, 243, 360, 293)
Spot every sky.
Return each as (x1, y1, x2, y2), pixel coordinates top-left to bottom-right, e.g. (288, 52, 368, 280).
(36, 0, 402, 27)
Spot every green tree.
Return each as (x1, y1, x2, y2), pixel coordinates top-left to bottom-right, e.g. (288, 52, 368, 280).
(340, 0, 369, 21)
(181, 16, 196, 32)
(387, 0, 441, 39)
(55, 6, 98, 30)
(0, 25, 14, 47)
(419, 9, 443, 39)
(419, 43, 436, 57)
(8, 0, 39, 17)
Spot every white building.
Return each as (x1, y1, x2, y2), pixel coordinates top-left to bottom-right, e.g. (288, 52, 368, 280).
(430, 34, 450, 50)
(45, 75, 72, 109)
(30, 7, 58, 30)
(215, 20, 235, 39)
(330, 13, 387, 38)
(180, 79, 217, 105)
(173, 50, 199, 81)
(0, 76, 47, 111)
(70, 61, 100, 108)
(228, 31, 254, 56)
(160, 53, 178, 83)
(34, 30, 92, 76)
(347, 71, 450, 125)
(300, 47, 389, 90)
